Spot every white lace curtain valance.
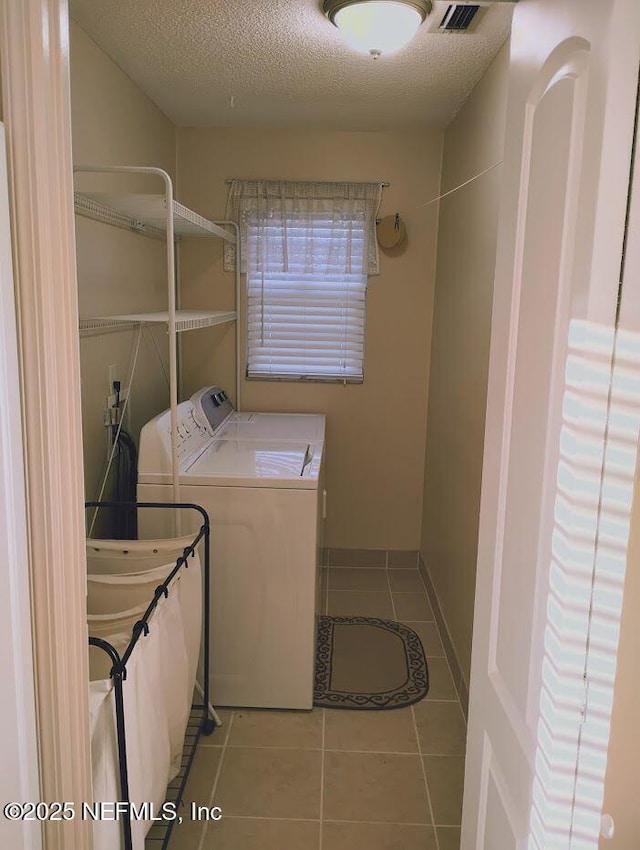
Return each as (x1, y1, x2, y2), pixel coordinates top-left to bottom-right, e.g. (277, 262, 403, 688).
(224, 179, 383, 276)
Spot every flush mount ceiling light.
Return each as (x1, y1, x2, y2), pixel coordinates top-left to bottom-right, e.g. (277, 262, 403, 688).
(323, 0, 432, 58)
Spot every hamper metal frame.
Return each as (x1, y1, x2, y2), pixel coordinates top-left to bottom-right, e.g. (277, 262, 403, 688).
(86, 501, 216, 850)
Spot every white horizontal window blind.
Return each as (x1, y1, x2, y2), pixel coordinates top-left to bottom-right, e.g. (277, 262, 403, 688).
(246, 214, 367, 381)
(225, 179, 382, 383)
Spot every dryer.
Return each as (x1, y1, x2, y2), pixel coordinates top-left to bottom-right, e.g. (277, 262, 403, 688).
(138, 388, 326, 710)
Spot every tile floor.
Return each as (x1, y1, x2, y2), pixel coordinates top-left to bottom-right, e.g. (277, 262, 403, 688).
(166, 566, 466, 850)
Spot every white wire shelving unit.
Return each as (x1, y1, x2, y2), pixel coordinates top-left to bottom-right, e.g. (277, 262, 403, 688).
(74, 165, 241, 508)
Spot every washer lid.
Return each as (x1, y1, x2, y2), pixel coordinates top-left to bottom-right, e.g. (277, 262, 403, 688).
(182, 439, 319, 487)
(217, 412, 326, 443)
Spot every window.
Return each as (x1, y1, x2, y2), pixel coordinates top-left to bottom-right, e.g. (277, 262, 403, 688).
(245, 211, 367, 381)
(225, 180, 382, 382)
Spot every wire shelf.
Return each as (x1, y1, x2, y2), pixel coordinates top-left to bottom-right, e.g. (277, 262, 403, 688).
(144, 705, 220, 849)
(74, 193, 236, 242)
(79, 310, 237, 336)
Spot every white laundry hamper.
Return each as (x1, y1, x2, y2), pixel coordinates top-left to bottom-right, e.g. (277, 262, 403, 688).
(86, 534, 204, 850)
(89, 600, 175, 850)
(86, 542, 202, 694)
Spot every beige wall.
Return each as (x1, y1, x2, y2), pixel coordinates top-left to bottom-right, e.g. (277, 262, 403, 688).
(420, 42, 510, 683)
(176, 127, 442, 549)
(70, 22, 176, 509)
(599, 472, 640, 848)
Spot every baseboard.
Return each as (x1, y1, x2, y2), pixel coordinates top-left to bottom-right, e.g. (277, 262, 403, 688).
(323, 547, 420, 569)
(418, 554, 470, 719)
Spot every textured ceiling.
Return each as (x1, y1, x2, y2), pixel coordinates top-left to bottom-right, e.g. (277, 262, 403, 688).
(70, 0, 513, 130)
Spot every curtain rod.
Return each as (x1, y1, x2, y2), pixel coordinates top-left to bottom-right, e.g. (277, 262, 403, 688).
(224, 178, 390, 187)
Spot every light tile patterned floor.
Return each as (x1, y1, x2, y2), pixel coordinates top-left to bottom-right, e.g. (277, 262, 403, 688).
(167, 565, 466, 850)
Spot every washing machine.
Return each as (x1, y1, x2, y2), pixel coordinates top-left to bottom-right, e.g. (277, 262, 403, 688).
(137, 388, 326, 710)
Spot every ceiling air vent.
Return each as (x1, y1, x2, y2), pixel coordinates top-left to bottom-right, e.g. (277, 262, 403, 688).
(426, 2, 489, 33)
(440, 4, 480, 29)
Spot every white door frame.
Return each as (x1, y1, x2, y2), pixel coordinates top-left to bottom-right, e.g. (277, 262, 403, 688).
(0, 1, 92, 848)
(0, 119, 42, 850)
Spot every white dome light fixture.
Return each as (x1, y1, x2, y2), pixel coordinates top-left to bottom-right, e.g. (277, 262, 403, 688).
(323, 0, 432, 58)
